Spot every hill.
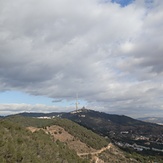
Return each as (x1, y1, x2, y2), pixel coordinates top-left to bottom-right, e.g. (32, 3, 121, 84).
(0, 116, 138, 163)
(138, 117, 163, 125)
(6, 115, 109, 150)
(62, 108, 163, 135)
(4, 109, 163, 162)
(0, 116, 4, 119)
(61, 108, 163, 157)
(0, 119, 87, 163)
(13, 112, 64, 118)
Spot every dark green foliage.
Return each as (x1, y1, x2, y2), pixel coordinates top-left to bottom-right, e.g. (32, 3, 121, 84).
(0, 119, 88, 163)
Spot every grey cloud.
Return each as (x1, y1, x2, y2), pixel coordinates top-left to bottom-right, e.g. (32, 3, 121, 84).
(118, 1, 163, 75)
(0, 0, 163, 117)
(52, 99, 63, 103)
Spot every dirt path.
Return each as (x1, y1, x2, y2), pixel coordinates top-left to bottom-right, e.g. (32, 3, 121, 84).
(77, 143, 111, 156)
(77, 144, 111, 163)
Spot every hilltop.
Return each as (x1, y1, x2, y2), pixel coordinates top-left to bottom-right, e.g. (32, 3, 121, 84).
(2, 108, 163, 162)
(2, 115, 162, 162)
(61, 108, 163, 156)
(62, 108, 163, 135)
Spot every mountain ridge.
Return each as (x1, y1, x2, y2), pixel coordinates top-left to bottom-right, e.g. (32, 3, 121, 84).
(61, 108, 163, 157)
(2, 109, 163, 162)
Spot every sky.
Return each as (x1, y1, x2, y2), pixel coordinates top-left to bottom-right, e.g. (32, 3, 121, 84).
(0, 0, 163, 118)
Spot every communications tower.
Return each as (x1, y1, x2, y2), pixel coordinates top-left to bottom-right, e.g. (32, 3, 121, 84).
(75, 93, 78, 112)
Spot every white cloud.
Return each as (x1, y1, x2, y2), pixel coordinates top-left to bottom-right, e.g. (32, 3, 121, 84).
(0, 103, 71, 116)
(0, 0, 163, 117)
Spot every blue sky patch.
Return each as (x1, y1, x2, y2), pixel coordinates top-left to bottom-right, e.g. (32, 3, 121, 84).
(0, 91, 53, 105)
(111, 0, 135, 7)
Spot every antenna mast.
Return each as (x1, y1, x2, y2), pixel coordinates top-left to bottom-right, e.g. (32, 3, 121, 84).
(76, 93, 78, 112)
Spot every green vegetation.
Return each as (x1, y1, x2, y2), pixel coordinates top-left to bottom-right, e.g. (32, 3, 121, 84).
(1, 115, 162, 163)
(6, 115, 54, 128)
(0, 119, 88, 163)
(6, 116, 109, 150)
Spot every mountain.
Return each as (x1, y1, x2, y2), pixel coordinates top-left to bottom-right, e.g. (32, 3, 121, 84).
(62, 108, 163, 135)
(61, 108, 163, 156)
(1, 115, 152, 163)
(6, 108, 163, 157)
(2, 111, 163, 162)
(12, 111, 64, 118)
(138, 117, 163, 125)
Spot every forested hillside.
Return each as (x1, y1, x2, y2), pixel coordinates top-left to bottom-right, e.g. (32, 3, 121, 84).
(1, 115, 163, 163)
(0, 119, 88, 163)
(6, 116, 109, 150)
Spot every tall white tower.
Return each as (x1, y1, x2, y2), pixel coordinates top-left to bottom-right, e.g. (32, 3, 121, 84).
(76, 93, 78, 112)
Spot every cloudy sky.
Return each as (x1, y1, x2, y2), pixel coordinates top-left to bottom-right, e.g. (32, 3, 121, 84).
(0, 0, 163, 117)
